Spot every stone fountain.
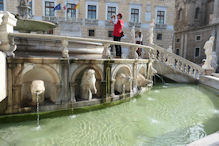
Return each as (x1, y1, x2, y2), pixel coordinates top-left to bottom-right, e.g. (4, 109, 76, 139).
(15, 0, 56, 32)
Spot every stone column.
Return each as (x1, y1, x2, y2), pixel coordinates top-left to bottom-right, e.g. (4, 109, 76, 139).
(0, 12, 17, 54)
(132, 62, 138, 94)
(213, 0, 219, 22)
(60, 59, 70, 103)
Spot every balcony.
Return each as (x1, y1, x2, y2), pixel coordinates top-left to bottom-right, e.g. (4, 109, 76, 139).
(42, 16, 58, 23)
(128, 22, 141, 28)
(85, 19, 98, 25)
(155, 24, 167, 29)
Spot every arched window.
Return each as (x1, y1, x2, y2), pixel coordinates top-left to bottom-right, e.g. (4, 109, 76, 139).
(195, 7, 200, 19)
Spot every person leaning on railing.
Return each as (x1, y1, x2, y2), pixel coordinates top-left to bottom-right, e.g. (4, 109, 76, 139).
(110, 13, 124, 58)
(135, 31, 143, 57)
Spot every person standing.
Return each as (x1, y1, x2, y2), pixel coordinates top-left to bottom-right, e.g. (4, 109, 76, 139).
(110, 13, 124, 58)
(135, 31, 143, 57)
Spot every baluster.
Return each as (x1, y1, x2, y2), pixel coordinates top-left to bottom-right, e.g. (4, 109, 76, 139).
(180, 62, 184, 72)
(176, 60, 180, 71)
(158, 50, 162, 61)
(189, 66, 193, 75)
(185, 64, 189, 74)
(193, 69, 197, 78)
(61, 39, 69, 58)
(102, 43, 111, 59)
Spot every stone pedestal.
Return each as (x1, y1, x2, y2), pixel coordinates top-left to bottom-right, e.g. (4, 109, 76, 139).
(0, 11, 17, 55)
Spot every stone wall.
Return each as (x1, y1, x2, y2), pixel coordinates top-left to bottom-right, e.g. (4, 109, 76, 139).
(0, 51, 7, 102)
(5, 57, 152, 114)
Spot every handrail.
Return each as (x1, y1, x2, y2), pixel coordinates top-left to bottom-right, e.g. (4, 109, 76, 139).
(150, 44, 204, 71)
(9, 33, 154, 51)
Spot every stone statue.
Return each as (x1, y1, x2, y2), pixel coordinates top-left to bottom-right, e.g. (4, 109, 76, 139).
(18, 0, 31, 18)
(147, 59, 157, 80)
(19, 0, 30, 6)
(30, 80, 45, 104)
(137, 73, 153, 88)
(149, 19, 155, 44)
(115, 73, 131, 94)
(202, 36, 215, 70)
(80, 69, 97, 101)
(167, 45, 173, 53)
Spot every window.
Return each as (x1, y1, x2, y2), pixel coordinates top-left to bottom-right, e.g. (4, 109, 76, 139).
(67, 3, 76, 19)
(195, 7, 200, 19)
(177, 9, 182, 20)
(195, 48, 200, 57)
(156, 11, 165, 24)
(88, 5, 96, 19)
(195, 35, 201, 41)
(88, 29, 95, 36)
(45, 1, 55, 16)
(0, 0, 3, 11)
(176, 49, 180, 55)
(108, 31, 113, 37)
(157, 33, 162, 40)
(176, 38, 180, 42)
(131, 8, 139, 23)
(107, 6, 116, 20)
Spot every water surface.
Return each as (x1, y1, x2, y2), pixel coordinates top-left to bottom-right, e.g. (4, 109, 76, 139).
(0, 84, 219, 146)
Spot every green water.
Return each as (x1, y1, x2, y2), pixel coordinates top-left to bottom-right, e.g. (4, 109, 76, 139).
(0, 84, 219, 146)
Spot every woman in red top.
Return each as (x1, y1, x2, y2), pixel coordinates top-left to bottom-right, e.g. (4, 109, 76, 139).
(110, 13, 124, 58)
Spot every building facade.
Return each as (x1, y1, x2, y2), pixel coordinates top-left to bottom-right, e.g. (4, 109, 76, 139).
(174, 0, 219, 66)
(1, 0, 175, 48)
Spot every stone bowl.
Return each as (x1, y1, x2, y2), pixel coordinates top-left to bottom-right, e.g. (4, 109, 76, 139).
(14, 19, 56, 32)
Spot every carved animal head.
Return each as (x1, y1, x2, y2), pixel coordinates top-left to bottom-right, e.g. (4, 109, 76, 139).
(30, 80, 45, 94)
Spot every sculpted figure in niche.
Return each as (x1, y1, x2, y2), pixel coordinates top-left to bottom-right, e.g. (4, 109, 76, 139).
(19, 0, 30, 6)
(30, 80, 45, 104)
(147, 59, 157, 80)
(115, 73, 131, 94)
(80, 69, 97, 101)
(202, 36, 215, 70)
(137, 73, 153, 88)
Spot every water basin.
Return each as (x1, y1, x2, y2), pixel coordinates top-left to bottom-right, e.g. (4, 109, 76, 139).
(0, 84, 219, 146)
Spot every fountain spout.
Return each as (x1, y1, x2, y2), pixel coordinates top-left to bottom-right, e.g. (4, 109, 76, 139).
(30, 80, 45, 105)
(30, 80, 45, 128)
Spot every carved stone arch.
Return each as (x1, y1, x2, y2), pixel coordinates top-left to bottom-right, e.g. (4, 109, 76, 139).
(112, 64, 132, 80)
(111, 64, 133, 96)
(19, 64, 61, 106)
(137, 64, 147, 76)
(71, 64, 103, 101)
(17, 64, 61, 85)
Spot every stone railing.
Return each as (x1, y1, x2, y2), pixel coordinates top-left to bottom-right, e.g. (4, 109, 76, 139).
(149, 44, 204, 79)
(8, 32, 154, 59)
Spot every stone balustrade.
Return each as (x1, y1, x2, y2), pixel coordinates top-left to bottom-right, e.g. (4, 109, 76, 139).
(150, 44, 204, 79)
(8, 32, 154, 59)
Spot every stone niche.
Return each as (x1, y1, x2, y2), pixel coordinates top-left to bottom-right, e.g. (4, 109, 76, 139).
(71, 65, 103, 101)
(18, 64, 60, 107)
